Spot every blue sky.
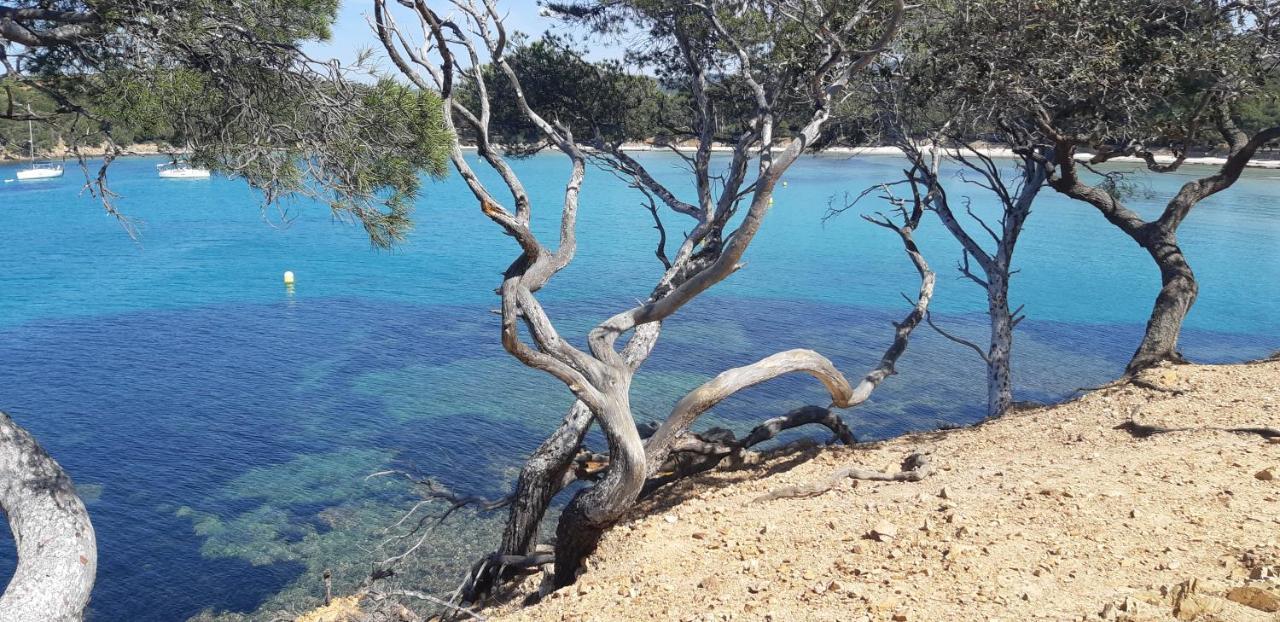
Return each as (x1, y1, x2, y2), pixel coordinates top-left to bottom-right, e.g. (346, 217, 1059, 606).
(306, 1, 620, 71)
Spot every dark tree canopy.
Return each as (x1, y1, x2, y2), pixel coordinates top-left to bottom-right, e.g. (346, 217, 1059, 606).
(456, 34, 671, 150)
(1, 0, 451, 245)
(896, 0, 1280, 375)
(900, 0, 1280, 151)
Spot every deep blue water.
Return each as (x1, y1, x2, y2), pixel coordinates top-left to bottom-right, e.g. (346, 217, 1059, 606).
(0, 153, 1277, 620)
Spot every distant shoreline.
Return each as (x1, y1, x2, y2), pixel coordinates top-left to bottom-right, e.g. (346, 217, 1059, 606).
(8, 142, 1277, 171)
(0, 142, 169, 163)
(609, 142, 1280, 170)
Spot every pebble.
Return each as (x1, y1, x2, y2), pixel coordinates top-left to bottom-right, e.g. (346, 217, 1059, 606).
(1256, 467, 1277, 481)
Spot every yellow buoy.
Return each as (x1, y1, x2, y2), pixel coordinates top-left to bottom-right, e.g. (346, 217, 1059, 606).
(283, 270, 295, 286)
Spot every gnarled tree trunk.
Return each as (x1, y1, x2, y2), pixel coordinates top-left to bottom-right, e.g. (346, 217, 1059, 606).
(1045, 103, 1280, 376)
(1127, 227, 1197, 374)
(553, 383, 645, 586)
(373, 0, 908, 596)
(498, 322, 662, 561)
(498, 401, 592, 558)
(0, 412, 96, 622)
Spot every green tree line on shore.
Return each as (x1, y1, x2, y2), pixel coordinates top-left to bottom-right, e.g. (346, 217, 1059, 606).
(0, 84, 178, 157)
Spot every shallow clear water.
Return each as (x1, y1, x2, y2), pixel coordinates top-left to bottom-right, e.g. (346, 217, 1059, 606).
(0, 153, 1277, 620)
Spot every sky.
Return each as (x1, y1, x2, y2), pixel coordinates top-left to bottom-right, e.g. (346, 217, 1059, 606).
(305, 1, 622, 72)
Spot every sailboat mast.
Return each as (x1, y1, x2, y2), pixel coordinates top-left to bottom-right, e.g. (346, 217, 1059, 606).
(26, 104, 35, 164)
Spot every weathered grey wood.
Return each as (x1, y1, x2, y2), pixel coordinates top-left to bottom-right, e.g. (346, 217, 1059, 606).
(372, 0, 909, 595)
(643, 350, 855, 476)
(881, 135, 1048, 419)
(0, 412, 96, 622)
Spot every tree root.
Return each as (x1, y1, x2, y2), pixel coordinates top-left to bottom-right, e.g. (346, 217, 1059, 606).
(752, 452, 932, 503)
(1127, 377, 1187, 395)
(1073, 373, 1187, 396)
(641, 406, 858, 497)
(1116, 420, 1280, 440)
(451, 550, 555, 607)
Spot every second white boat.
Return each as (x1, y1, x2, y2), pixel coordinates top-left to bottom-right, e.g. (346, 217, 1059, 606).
(157, 161, 211, 179)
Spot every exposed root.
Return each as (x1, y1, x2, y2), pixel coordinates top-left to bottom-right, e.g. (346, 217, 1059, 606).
(753, 452, 933, 503)
(740, 405, 857, 448)
(1116, 420, 1280, 440)
(1072, 377, 1134, 393)
(453, 551, 555, 607)
(1070, 371, 1187, 396)
(1128, 377, 1187, 395)
(642, 407, 858, 497)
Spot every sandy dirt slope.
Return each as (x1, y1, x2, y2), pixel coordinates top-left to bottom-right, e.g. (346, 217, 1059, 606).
(496, 361, 1280, 622)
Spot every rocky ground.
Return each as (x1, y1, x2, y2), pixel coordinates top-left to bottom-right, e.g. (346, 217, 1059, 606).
(490, 360, 1280, 622)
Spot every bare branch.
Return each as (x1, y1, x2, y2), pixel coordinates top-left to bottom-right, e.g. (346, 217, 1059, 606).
(926, 312, 990, 363)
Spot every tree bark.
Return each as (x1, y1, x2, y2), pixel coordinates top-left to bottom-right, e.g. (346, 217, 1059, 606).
(498, 321, 662, 560)
(497, 401, 592, 558)
(553, 385, 646, 587)
(986, 273, 1014, 419)
(0, 412, 96, 622)
(1127, 228, 1197, 374)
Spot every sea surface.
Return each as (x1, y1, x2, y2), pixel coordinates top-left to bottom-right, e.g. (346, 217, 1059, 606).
(1, 153, 1277, 620)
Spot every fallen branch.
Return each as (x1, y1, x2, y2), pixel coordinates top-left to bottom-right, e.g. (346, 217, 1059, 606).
(753, 452, 933, 503)
(740, 405, 857, 448)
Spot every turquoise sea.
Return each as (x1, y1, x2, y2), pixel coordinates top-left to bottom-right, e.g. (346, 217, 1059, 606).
(1, 152, 1277, 620)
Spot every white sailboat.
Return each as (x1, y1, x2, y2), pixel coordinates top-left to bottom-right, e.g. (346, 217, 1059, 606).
(15, 116, 63, 181)
(157, 159, 211, 179)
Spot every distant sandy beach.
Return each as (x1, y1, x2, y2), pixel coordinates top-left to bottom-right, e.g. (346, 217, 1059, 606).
(613, 142, 1280, 170)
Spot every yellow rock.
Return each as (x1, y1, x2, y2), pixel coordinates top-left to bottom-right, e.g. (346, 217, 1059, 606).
(1172, 593, 1223, 621)
(294, 594, 365, 622)
(1226, 586, 1280, 612)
